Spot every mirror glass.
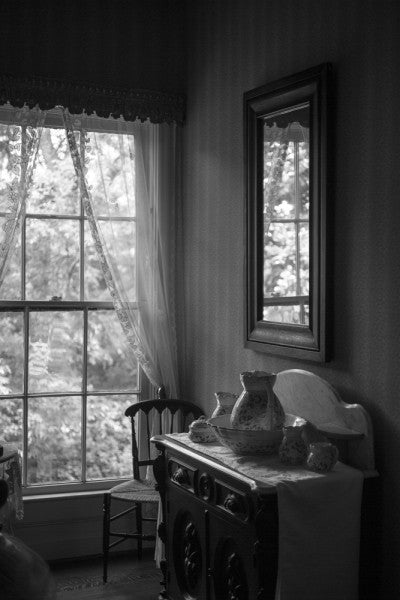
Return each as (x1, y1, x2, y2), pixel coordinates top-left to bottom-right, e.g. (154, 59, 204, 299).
(263, 103, 310, 325)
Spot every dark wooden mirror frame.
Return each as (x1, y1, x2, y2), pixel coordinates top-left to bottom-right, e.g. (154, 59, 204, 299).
(244, 63, 332, 362)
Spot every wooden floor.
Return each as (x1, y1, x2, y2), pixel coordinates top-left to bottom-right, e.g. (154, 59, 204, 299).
(57, 581, 160, 600)
(51, 551, 161, 600)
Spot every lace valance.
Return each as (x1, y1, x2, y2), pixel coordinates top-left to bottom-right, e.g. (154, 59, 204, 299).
(0, 73, 186, 125)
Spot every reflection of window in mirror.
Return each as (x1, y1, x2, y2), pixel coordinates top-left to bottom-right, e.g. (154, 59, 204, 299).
(245, 63, 330, 361)
(263, 104, 310, 325)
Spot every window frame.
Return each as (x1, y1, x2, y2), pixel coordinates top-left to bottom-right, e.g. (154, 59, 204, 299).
(0, 115, 147, 496)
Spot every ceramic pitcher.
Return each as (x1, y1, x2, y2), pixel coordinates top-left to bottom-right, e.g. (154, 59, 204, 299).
(211, 391, 238, 418)
(230, 371, 285, 430)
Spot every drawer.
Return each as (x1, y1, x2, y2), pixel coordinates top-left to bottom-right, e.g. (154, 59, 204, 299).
(168, 458, 197, 494)
(215, 480, 252, 523)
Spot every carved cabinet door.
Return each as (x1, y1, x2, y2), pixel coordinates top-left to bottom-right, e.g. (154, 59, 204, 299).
(207, 511, 258, 600)
(167, 482, 207, 600)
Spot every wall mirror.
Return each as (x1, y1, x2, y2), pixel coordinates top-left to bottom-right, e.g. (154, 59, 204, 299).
(244, 64, 331, 361)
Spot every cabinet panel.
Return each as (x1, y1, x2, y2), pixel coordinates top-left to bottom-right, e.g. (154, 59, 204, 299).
(207, 510, 257, 600)
(167, 483, 207, 600)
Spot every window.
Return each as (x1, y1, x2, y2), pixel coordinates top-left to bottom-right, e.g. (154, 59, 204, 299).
(0, 117, 143, 493)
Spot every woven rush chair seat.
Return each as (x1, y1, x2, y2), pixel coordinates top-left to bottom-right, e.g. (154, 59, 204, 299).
(109, 479, 160, 502)
(102, 389, 203, 583)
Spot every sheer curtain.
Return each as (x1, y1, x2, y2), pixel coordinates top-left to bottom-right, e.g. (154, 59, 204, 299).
(263, 121, 309, 235)
(62, 109, 179, 398)
(0, 104, 179, 397)
(0, 105, 46, 288)
(0, 101, 180, 394)
(62, 110, 180, 568)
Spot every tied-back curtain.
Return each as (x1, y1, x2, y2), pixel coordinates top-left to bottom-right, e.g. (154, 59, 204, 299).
(0, 106, 46, 287)
(263, 121, 309, 235)
(62, 108, 179, 398)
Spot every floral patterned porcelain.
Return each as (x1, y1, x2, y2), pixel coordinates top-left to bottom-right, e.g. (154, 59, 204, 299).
(188, 416, 216, 443)
(211, 392, 238, 418)
(230, 371, 285, 431)
(306, 442, 339, 473)
(279, 425, 308, 465)
(208, 413, 305, 455)
(208, 414, 282, 454)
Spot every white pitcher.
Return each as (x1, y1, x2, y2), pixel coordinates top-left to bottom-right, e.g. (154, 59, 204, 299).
(230, 371, 285, 430)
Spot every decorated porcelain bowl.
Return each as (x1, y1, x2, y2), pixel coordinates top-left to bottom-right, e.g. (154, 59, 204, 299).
(207, 413, 305, 455)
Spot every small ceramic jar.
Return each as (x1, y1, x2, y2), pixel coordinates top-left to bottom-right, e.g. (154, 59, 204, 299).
(188, 416, 216, 443)
(306, 442, 339, 473)
(279, 425, 308, 465)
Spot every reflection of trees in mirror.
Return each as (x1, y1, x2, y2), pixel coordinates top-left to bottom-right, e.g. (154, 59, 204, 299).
(0, 123, 139, 486)
(263, 133, 310, 325)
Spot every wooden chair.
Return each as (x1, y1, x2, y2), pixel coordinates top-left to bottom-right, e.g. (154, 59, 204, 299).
(102, 390, 203, 583)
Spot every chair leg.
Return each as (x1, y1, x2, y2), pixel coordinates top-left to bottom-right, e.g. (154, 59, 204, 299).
(136, 502, 143, 560)
(103, 492, 111, 583)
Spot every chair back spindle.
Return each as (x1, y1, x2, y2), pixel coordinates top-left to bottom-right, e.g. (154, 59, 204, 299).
(125, 399, 203, 480)
(130, 415, 140, 480)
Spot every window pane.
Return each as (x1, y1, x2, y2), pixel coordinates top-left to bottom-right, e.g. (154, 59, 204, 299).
(263, 303, 309, 326)
(0, 218, 21, 300)
(84, 221, 111, 301)
(0, 398, 23, 449)
(28, 311, 83, 393)
(0, 312, 24, 394)
(27, 128, 79, 215)
(264, 222, 297, 297)
(304, 303, 310, 325)
(85, 132, 135, 218)
(86, 394, 133, 480)
(25, 218, 80, 300)
(87, 310, 138, 392)
(299, 142, 309, 218)
(84, 220, 136, 301)
(265, 142, 296, 220)
(0, 123, 21, 212)
(264, 114, 309, 221)
(27, 396, 81, 484)
(263, 304, 301, 324)
(264, 142, 310, 219)
(299, 223, 309, 296)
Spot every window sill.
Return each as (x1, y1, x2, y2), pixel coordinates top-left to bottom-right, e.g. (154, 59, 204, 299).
(23, 489, 111, 501)
(22, 477, 131, 500)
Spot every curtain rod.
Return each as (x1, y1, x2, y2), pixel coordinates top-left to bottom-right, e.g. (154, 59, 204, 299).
(0, 73, 186, 125)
